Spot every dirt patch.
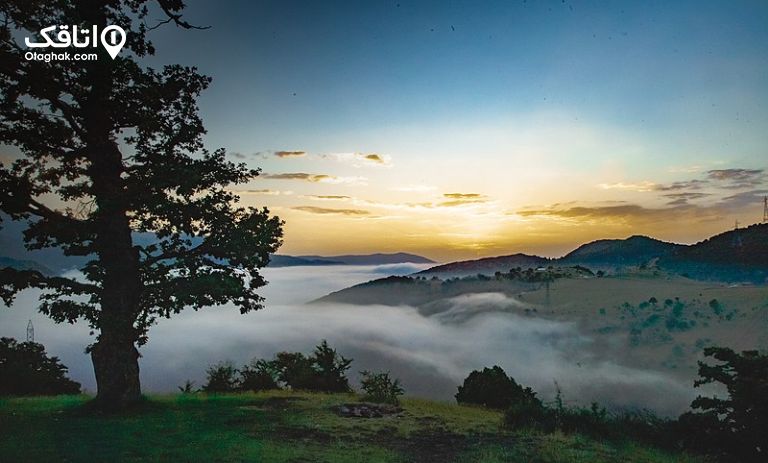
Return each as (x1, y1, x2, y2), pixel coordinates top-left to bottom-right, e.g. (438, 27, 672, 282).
(333, 402, 403, 418)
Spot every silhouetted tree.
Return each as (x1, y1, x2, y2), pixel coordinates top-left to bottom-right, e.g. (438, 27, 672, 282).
(681, 347, 768, 462)
(455, 365, 538, 409)
(0, 1, 282, 409)
(0, 337, 81, 396)
(202, 361, 239, 393)
(270, 340, 352, 392)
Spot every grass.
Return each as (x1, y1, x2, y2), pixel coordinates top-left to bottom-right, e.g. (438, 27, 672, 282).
(0, 391, 706, 462)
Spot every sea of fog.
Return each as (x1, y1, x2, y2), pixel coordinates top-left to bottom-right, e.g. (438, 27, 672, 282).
(0, 264, 696, 415)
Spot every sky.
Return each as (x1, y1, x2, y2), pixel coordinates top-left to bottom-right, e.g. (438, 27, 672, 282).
(11, 1, 768, 261)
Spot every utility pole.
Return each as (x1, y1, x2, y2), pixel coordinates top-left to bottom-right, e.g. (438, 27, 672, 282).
(26, 320, 34, 343)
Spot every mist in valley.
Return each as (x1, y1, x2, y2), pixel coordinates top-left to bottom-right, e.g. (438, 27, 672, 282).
(0, 264, 696, 415)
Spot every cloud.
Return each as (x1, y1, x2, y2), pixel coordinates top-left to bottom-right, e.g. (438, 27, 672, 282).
(661, 192, 711, 206)
(275, 150, 306, 158)
(263, 173, 367, 185)
(229, 151, 268, 160)
(517, 204, 667, 221)
(391, 185, 437, 192)
(436, 193, 490, 208)
(302, 195, 352, 201)
(598, 181, 657, 192)
(231, 189, 292, 196)
(717, 189, 768, 209)
(707, 169, 765, 189)
(292, 206, 370, 216)
(323, 152, 392, 167)
(443, 193, 485, 199)
(362, 154, 386, 164)
(707, 168, 763, 182)
(653, 179, 709, 191)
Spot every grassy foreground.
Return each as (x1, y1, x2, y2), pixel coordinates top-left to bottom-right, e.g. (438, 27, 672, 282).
(0, 392, 704, 462)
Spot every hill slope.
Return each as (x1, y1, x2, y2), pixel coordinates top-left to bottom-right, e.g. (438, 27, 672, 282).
(0, 392, 702, 463)
(560, 235, 682, 266)
(416, 253, 548, 277)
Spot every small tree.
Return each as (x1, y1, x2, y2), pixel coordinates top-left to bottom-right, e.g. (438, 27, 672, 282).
(270, 340, 352, 392)
(239, 359, 279, 392)
(359, 370, 404, 405)
(0, 337, 81, 396)
(682, 347, 768, 462)
(201, 361, 239, 393)
(455, 365, 538, 409)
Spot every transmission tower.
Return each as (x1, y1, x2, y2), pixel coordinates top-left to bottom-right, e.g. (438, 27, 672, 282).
(26, 320, 34, 342)
(763, 196, 767, 223)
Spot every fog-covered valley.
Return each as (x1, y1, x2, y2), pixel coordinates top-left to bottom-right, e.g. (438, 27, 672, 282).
(2, 264, 726, 415)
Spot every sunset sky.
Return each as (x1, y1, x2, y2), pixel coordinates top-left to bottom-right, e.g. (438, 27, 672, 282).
(12, 1, 768, 261)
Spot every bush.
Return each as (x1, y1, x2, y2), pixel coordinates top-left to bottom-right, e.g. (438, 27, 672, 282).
(0, 337, 81, 396)
(270, 340, 352, 392)
(202, 361, 239, 393)
(239, 359, 279, 392)
(359, 370, 404, 405)
(503, 398, 547, 429)
(455, 365, 538, 409)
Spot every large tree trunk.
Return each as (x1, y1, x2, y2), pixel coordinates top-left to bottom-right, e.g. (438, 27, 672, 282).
(82, 2, 143, 409)
(91, 339, 141, 408)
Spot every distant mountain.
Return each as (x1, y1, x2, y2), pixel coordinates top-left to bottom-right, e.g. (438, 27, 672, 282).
(560, 235, 682, 266)
(296, 253, 435, 265)
(416, 253, 549, 278)
(269, 255, 343, 267)
(657, 223, 768, 283)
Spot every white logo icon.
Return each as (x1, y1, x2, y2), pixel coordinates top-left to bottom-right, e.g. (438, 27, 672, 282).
(24, 24, 126, 59)
(100, 25, 126, 59)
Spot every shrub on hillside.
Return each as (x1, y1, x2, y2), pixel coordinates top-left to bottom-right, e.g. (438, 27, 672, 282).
(239, 359, 279, 392)
(359, 370, 404, 405)
(455, 365, 538, 409)
(202, 361, 239, 393)
(0, 337, 81, 396)
(270, 340, 352, 393)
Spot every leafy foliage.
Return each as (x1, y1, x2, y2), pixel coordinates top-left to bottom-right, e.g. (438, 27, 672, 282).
(0, 337, 80, 396)
(455, 365, 538, 409)
(0, 0, 283, 405)
(680, 347, 768, 462)
(239, 359, 279, 392)
(359, 370, 404, 405)
(271, 340, 352, 392)
(201, 361, 239, 393)
(201, 341, 352, 394)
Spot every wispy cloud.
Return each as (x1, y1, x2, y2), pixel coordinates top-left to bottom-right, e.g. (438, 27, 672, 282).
(391, 184, 437, 192)
(275, 150, 306, 158)
(292, 206, 370, 216)
(598, 181, 657, 192)
(661, 192, 711, 206)
(322, 152, 392, 167)
(263, 172, 367, 185)
(230, 189, 292, 196)
(302, 195, 352, 201)
(653, 179, 709, 191)
(706, 168, 765, 189)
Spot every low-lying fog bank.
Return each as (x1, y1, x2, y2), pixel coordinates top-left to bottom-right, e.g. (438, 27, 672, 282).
(1, 264, 695, 415)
